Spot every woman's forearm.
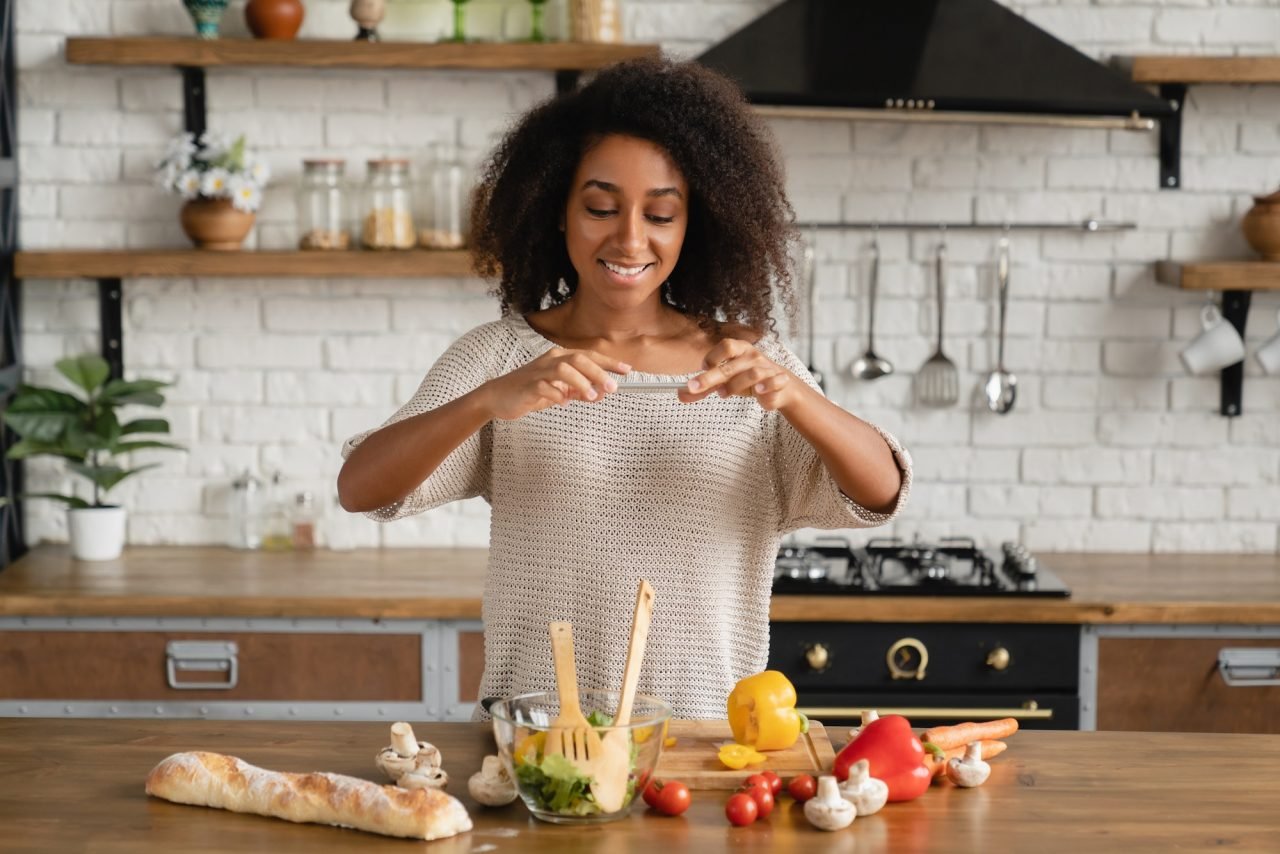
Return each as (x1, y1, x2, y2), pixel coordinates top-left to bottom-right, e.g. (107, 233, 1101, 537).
(337, 387, 495, 513)
(777, 384, 903, 515)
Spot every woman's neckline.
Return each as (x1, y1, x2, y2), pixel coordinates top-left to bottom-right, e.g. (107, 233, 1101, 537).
(511, 312, 706, 380)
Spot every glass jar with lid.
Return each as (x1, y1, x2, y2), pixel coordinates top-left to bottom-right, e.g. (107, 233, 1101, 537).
(418, 143, 470, 250)
(297, 159, 351, 251)
(361, 158, 416, 250)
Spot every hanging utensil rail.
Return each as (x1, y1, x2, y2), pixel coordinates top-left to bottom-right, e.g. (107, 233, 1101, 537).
(794, 219, 1135, 232)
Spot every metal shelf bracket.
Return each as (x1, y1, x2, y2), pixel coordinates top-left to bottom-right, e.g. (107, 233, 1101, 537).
(1158, 84, 1186, 190)
(1219, 289, 1251, 417)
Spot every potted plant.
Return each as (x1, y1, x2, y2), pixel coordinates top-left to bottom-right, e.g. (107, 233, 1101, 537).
(156, 130, 270, 250)
(1, 354, 184, 561)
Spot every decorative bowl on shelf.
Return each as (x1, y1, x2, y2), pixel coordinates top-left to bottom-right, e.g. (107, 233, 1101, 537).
(183, 0, 231, 40)
(1242, 189, 1280, 261)
(180, 198, 255, 251)
(245, 0, 305, 40)
(489, 690, 672, 825)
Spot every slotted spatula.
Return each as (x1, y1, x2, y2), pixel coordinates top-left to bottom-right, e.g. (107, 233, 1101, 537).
(916, 240, 960, 407)
(545, 621, 604, 772)
(591, 579, 655, 813)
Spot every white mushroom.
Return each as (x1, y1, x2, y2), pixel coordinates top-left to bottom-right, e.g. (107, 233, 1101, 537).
(945, 742, 991, 788)
(803, 775, 856, 831)
(846, 709, 880, 743)
(838, 758, 889, 817)
(468, 755, 518, 807)
(375, 721, 448, 789)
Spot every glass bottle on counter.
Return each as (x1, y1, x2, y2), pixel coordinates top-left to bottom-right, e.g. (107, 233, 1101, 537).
(291, 491, 318, 550)
(261, 471, 293, 552)
(361, 158, 416, 250)
(297, 159, 351, 251)
(418, 143, 469, 250)
(228, 470, 263, 550)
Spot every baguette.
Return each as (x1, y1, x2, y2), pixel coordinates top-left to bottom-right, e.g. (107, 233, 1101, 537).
(145, 751, 472, 841)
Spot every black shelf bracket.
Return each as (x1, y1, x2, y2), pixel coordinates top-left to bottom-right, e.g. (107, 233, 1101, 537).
(1219, 289, 1252, 417)
(1158, 84, 1186, 190)
(180, 65, 207, 139)
(98, 278, 124, 382)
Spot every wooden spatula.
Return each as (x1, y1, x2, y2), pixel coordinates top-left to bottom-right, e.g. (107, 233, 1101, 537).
(591, 579, 655, 813)
(545, 621, 604, 772)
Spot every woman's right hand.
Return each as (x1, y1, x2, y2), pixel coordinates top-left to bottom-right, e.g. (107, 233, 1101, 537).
(479, 348, 631, 421)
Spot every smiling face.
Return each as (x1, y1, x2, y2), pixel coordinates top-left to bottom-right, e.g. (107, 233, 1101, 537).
(563, 134, 689, 310)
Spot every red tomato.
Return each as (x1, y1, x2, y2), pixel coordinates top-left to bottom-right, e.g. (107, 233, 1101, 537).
(760, 770, 783, 797)
(725, 792, 759, 826)
(787, 774, 817, 802)
(653, 780, 691, 817)
(740, 783, 774, 819)
(743, 773, 771, 792)
(642, 778, 662, 808)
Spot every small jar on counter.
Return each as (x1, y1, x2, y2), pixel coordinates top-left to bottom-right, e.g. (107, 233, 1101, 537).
(418, 143, 469, 250)
(291, 491, 318, 550)
(361, 158, 416, 250)
(297, 159, 351, 251)
(228, 470, 263, 550)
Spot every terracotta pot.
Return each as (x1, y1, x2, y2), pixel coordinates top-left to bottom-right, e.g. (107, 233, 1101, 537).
(180, 198, 255, 251)
(245, 0, 305, 40)
(1242, 189, 1280, 261)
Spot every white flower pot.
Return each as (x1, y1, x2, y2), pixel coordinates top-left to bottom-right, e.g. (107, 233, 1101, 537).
(67, 506, 128, 561)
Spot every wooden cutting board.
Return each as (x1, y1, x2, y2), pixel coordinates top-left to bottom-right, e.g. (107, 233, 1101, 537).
(654, 719, 836, 790)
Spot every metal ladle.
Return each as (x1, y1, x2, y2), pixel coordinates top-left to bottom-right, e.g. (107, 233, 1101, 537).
(850, 232, 893, 381)
(802, 234, 824, 391)
(982, 234, 1017, 414)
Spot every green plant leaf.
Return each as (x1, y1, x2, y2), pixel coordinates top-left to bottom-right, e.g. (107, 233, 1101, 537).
(121, 418, 171, 436)
(4, 438, 86, 461)
(67, 462, 160, 495)
(0, 492, 91, 510)
(110, 440, 185, 455)
(55, 355, 110, 394)
(2, 386, 85, 442)
(101, 378, 169, 407)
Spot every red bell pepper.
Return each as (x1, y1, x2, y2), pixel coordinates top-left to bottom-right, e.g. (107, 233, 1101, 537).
(832, 715, 931, 803)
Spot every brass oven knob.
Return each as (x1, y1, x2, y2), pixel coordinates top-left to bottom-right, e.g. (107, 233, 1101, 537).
(805, 643, 830, 672)
(987, 647, 1011, 671)
(886, 637, 929, 681)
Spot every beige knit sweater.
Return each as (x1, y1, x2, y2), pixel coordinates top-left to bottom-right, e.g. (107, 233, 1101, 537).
(343, 314, 912, 719)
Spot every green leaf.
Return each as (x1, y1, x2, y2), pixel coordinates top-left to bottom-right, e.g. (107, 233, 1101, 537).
(109, 440, 185, 455)
(101, 378, 169, 407)
(67, 462, 160, 495)
(2, 387, 84, 442)
(0, 492, 92, 509)
(55, 355, 110, 395)
(121, 418, 171, 436)
(4, 438, 86, 462)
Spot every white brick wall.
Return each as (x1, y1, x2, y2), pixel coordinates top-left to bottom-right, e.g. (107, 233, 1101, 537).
(13, 0, 1280, 553)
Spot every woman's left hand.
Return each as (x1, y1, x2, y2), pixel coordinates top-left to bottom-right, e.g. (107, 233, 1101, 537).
(679, 340, 803, 412)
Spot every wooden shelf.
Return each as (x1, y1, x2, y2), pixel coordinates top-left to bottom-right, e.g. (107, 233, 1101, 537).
(1125, 55, 1280, 84)
(1155, 260, 1280, 291)
(64, 37, 659, 71)
(14, 249, 474, 279)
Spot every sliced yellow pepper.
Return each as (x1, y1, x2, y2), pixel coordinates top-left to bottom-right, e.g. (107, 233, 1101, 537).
(513, 731, 546, 767)
(726, 670, 808, 751)
(718, 743, 767, 770)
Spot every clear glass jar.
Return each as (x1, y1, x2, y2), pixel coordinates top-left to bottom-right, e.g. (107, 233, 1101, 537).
(228, 470, 263, 550)
(418, 144, 469, 250)
(261, 471, 294, 552)
(361, 158, 416, 250)
(291, 491, 318, 550)
(297, 159, 351, 251)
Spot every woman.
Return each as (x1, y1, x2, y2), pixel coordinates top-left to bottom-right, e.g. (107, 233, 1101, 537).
(337, 56, 912, 719)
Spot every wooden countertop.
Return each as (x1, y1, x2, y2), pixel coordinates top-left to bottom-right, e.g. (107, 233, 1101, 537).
(1, 719, 1276, 853)
(1, 546, 1278, 624)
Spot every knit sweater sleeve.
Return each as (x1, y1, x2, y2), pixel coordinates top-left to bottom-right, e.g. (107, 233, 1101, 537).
(761, 336, 913, 533)
(340, 322, 509, 522)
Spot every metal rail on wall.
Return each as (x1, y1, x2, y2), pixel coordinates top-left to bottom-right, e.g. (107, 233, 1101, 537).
(0, 0, 26, 567)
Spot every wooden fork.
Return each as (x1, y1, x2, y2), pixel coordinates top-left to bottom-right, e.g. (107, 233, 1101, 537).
(545, 621, 604, 771)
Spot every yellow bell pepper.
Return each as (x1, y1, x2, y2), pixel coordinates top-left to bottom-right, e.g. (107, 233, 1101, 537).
(513, 731, 546, 767)
(726, 670, 809, 751)
(718, 743, 767, 770)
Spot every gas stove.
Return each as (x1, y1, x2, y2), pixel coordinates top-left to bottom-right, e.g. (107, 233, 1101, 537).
(772, 536, 1070, 597)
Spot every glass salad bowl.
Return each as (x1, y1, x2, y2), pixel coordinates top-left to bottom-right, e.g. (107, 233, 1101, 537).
(489, 690, 673, 824)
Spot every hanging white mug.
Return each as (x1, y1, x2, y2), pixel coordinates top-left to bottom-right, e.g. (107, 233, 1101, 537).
(1255, 308, 1280, 375)
(1179, 302, 1246, 375)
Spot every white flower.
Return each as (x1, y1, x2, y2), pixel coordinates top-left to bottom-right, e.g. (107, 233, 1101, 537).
(228, 176, 262, 213)
(247, 157, 271, 187)
(200, 168, 231, 198)
(198, 130, 229, 156)
(156, 161, 180, 191)
(177, 170, 202, 199)
(166, 132, 197, 160)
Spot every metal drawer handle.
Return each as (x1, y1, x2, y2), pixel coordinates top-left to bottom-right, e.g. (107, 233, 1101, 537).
(166, 641, 239, 690)
(1218, 648, 1280, 687)
(796, 706, 1054, 721)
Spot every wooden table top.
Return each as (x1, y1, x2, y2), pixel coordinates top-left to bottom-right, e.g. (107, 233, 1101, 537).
(1, 545, 1278, 624)
(1, 719, 1276, 853)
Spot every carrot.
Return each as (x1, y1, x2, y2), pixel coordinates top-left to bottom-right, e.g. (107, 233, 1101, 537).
(922, 718, 1019, 751)
(923, 740, 1007, 778)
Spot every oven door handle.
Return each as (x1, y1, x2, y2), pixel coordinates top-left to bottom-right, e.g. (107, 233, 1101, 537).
(796, 706, 1054, 721)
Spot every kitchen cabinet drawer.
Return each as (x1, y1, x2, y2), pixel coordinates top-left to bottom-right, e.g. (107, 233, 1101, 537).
(0, 631, 421, 702)
(1097, 637, 1280, 733)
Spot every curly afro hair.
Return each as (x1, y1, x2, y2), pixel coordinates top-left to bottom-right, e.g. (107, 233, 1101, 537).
(469, 55, 798, 336)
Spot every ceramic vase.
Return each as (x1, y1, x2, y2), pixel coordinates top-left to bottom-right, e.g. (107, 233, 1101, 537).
(1242, 189, 1280, 261)
(245, 0, 305, 40)
(183, 0, 231, 39)
(180, 198, 256, 251)
(68, 506, 127, 561)
(350, 0, 386, 41)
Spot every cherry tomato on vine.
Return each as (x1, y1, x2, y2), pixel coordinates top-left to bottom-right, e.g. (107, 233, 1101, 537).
(740, 782, 774, 819)
(787, 774, 817, 803)
(743, 773, 771, 792)
(652, 780, 691, 817)
(725, 792, 759, 826)
(760, 770, 783, 797)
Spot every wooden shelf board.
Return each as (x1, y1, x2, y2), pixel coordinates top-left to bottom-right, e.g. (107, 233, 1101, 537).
(1126, 55, 1280, 84)
(64, 37, 659, 70)
(14, 249, 474, 279)
(1155, 259, 1280, 290)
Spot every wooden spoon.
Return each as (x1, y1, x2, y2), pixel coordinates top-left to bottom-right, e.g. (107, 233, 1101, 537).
(591, 579, 655, 813)
(544, 621, 604, 773)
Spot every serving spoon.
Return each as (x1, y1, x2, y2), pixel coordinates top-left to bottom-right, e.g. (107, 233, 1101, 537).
(591, 579, 655, 813)
(850, 232, 893, 381)
(982, 235, 1017, 414)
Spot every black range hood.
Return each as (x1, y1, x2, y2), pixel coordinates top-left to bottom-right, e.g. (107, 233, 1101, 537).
(696, 0, 1173, 125)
